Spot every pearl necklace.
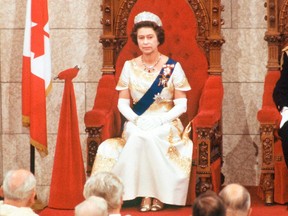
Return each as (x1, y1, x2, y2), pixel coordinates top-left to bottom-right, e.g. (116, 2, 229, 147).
(141, 54, 161, 73)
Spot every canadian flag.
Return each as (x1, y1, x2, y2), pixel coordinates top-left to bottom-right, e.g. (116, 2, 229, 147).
(22, 0, 51, 157)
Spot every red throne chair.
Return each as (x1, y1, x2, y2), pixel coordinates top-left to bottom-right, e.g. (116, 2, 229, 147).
(84, 0, 225, 204)
(257, 0, 288, 205)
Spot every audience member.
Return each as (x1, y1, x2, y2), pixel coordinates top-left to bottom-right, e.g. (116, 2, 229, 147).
(219, 183, 252, 216)
(0, 169, 38, 216)
(75, 195, 108, 216)
(193, 190, 226, 216)
(83, 171, 124, 215)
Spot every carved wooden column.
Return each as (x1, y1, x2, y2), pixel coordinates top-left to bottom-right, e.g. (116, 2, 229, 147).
(264, 0, 281, 70)
(260, 0, 281, 205)
(259, 124, 275, 205)
(207, 0, 225, 75)
(100, 0, 117, 74)
(85, 126, 103, 176)
(85, 0, 118, 176)
(196, 127, 213, 194)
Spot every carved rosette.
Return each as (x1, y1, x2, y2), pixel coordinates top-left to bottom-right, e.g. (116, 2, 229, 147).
(278, 1, 288, 32)
(99, 37, 117, 48)
(197, 127, 213, 139)
(85, 126, 103, 138)
(87, 140, 98, 176)
(197, 127, 213, 168)
(101, 0, 113, 32)
(198, 141, 209, 168)
(196, 178, 212, 195)
(279, 1, 288, 46)
(203, 38, 225, 55)
(259, 124, 275, 166)
(187, 0, 209, 38)
(85, 126, 103, 176)
(262, 137, 273, 165)
(264, 34, 282, 43)
(116, 0, 137, 36)
(206, 38, 225, 47)
(259, 173, 274, 204)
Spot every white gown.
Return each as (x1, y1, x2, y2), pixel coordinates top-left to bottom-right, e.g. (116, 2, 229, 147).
(91, 59, 193, 205)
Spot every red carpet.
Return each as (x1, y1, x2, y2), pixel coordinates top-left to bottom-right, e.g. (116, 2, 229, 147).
(38, 187, 287, 216)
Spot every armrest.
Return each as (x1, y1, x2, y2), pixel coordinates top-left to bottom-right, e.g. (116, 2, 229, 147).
(257, 71, 281, 125)
(257, 106, 281, 125)
(192, 76, 224, 196)
(194, 76, 224, 128)
(84, 75, 122, 140)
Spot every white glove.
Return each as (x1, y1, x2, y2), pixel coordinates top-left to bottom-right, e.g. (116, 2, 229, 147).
(117, 98, 138, 123)
(136, 116, 162, 131)
(280, 106, 288, 128)
(160, 98, 187, 124)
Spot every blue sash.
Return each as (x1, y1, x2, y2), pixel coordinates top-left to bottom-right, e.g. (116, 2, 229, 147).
(132, 58, 176, 115)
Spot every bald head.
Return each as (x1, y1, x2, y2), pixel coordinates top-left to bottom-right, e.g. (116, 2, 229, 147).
(219, 184, 251, 216)
(3, 169, 36, 202)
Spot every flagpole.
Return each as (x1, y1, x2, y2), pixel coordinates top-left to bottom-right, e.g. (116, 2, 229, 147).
(30, 145, 35, 174)
(22, 0, 51, 163)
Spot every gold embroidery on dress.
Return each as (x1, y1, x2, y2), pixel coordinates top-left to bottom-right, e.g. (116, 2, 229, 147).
(182, 121, 192, 145)
(170, 155, 192, 176)
(167, 127, 192, 176)
(112, 137, 126, 147)
(173, 119, 183, 135)
(167, 128, 179, 157)
(91, 154, 116, 174)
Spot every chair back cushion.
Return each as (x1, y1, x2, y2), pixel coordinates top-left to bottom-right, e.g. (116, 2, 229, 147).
(115, 0, 208, 125)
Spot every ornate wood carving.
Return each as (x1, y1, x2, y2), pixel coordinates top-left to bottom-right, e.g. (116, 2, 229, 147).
(261, 1, 288, 205)
(90, 0, 224, 202)
(259, 124, 275, 168)
(85, 126, 103, 176)
(262, 137, 274, 165)
(196, 177, 212, 196)
(259, 173, 274, 205)
(196, 124, 222, 169)
(198, 141, 209, 168)
(259, 123, 275, 204)
(116, 0, 137, 36)
(265, 0, 282, 70)
(111, 0, 224, 74)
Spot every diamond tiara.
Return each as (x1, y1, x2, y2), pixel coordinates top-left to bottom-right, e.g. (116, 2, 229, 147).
(134, 11, 162, 27)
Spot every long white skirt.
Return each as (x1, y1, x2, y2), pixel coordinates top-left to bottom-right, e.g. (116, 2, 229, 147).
(92, 118, 193, 205)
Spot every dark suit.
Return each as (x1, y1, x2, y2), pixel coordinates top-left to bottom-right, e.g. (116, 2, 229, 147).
(273, 49, 288, 168)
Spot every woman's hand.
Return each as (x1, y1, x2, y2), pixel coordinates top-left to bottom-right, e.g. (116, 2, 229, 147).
(136, 116, 162, 131)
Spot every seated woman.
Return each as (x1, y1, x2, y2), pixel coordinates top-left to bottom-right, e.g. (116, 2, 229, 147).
(91, 11, 193, 212)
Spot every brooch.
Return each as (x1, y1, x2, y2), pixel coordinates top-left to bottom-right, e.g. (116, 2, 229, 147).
(158, 64, 174, 87)
(153, 92, 164, 103)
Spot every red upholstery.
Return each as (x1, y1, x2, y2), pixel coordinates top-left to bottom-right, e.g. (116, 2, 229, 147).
(84, 0, 224, 204)
(84, 75, 121, 140)
(194, 76, 224, 127)
(257, 71, 281, 124)
(257, 70, 288, 204)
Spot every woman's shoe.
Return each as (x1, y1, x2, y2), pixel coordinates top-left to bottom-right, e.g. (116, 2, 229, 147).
(139, 197, 152, 212)
(151, 198, 164, 211)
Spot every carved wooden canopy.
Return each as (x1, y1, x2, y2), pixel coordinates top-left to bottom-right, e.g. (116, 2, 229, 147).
(99, 0, 224, 75)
